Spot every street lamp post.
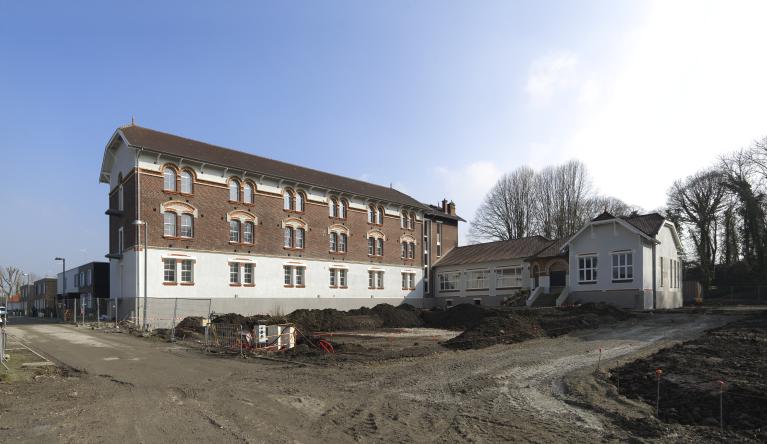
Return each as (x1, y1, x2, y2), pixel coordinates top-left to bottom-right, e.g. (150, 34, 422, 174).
(23, 273, 30, 317)
(133, 220, 148, 331)
(55, 257, 65, 320)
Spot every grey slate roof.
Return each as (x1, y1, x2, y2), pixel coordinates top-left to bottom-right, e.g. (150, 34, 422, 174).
(119, 125, 430, 210)
(591, 211, 666, 237)
(433, 236, 553, 267)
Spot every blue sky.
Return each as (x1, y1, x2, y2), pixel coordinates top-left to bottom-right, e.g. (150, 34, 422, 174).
(2, 1, 767, 278)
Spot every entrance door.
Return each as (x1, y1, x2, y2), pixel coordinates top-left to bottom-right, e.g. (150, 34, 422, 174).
(550, 271, 566, 287)
(532, 265, 540, 288)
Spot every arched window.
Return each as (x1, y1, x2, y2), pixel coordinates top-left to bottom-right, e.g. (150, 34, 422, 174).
(229, 220, 240, 242)
(401, 241, 407, 258)
(163, 212, 176, 237)
(409, 212, 416, 230)
(408, 242, 415, 259)
(368, 237, 376, 255)
(368, 205, 375, 223)
(229, 179, 240, 202)
(339, 199, 348, 219)
(180, 214, 193, 238)
(295, 228, 305, 249)
(243, 222, 254, 244)
(163, 167, 176, 192)
(329, 198, 338, 218)
(376, 207, 384, 225)
(401, 212, 407, 229)
(180, 170, 193, 194)
(295, 191, 305, 212)
(283, 227, 293, 248)
(283, 189, 294, 210)
(329, 232, 338, 252)
(376, 238, 384, 256)
(243, 182, 253, 204)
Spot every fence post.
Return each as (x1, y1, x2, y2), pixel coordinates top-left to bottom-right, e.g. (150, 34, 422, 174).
(74, 299, 77, 325)
(171, 298, 178, 342)
(239, 325, 243, 357)
(655, 368, 662, 418)
(96, 298, 100, 328)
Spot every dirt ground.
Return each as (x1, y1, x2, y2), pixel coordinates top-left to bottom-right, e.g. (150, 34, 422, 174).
(0, 311, 761, 443)
(609, 311, 767, 441)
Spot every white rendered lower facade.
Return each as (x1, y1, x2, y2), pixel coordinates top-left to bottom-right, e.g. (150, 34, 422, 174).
(110, 248, 426, 325)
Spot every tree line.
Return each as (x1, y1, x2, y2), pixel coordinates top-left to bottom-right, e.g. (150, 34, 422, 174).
(470, 160, 638, 242)
(471, 138, 767, 289)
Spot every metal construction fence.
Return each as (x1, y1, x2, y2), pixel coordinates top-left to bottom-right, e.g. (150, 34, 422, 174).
(57, 297, 213, 330)
(207, 323, 297, 355)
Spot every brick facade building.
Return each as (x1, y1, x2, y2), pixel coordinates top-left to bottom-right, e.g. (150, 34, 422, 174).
(99, 125, 460, 325)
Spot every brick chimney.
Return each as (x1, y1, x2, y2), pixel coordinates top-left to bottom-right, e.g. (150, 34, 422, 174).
(448, 200, 455, 215)
(441, 198, 448, 212)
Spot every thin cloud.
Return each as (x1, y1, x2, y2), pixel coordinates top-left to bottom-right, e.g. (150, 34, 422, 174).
(525, 51, 579, 106)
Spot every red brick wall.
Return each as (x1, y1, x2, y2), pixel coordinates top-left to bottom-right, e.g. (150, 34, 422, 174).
(123, 170, 423, 267)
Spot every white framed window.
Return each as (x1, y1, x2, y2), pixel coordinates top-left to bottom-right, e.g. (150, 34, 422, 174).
(284, 227, 293, 248)
(409, 212, 415, 230)
(283, 190, 294, 210)
(578, 255, 598, 283)
(408, 242, 415, 259)
(368, 237, 375, 256)
(118, 227, 124, 254)
(229, 220, 240, 242)
(339, 200, 347, 219)
(438, 272, 460, 291)
(229, 262, 240, 284)
(243, 182, 253, 204)
(401, 272, 416, 290)
(243, 263, 254, 285)
(180, 170, 193, 194)
(339, 233, 347, 253)
(376, 238, 384, 256)
(376, 207, 384, 225)
(329, 269, 337, 287)
(163, 259, 176, 283)
(295, 267, 305, 286)
(164, 212, 176, 237)
(339, 269, 347, 287)
(163, 167, 176, 191)
(180, 214, 193, 238)
(367, 205, 375, 223)
(86, 270, 91, 286)
(295, 228, 305, 249)
(229, 179, 240, 201)
(611, 251, 633, 282)
(329, 198, 338, 218)
(401, 212, 407, 229)
(243, 222, 254, 244)
(466, 270, 489, 290)
(295, 192, 305, 212)
(496, 267, 522, 288)
(329, 232, 338, 252)
(284, 266, 293, 286)
(660, 258, 665, 287)
(180, 260, 193, 283)
(401, 242, 407, 259)
(368, 270, 384, 289)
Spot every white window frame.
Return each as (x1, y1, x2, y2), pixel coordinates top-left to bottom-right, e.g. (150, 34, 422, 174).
(229, 262, 240, 284)
(181, 170, 193, 194)
(438, 271, 460, 291)
(339, 269, 347, 287)
(611, 251, 633, 282)
(295, 266, 305, 286)
(243, 222, 254, 244)
(578, 254, 598, 284)
(243, 182, 253, 204)
(496, 267, 522, 288)
(229, 180, 240, 202)
(436, 223, 443, 257)
(180, 214, 193, 238)
(466, 269, 489, 290)
(163, 167, 176, 191)
(329, 269, 337, 288)
(164, 212, 176, 237)
(229, 220, 240, 243)
(163, 259, 176, 283)
(243, 263, 254, 285)
(180, 260, 194, 283)
(284, 265, 293, 286)
(295, 228, 305, 249)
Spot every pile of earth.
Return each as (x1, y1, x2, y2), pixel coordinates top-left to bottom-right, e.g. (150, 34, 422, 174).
(184, 303, 423, 334)
(441, 302, 633, 350)
(610, 312, 767, 439)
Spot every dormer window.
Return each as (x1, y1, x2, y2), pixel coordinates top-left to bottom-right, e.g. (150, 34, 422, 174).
(163, 167, 176, 192)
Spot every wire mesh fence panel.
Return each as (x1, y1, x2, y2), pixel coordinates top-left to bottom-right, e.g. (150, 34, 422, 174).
(208, 323, 243, 353)
(699, 285, 766, 305)
(207, 323, 297, 353)
(138, 297, 212, 331)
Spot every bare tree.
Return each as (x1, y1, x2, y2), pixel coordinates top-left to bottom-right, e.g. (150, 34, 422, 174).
(469, 166, 536, 242)
(0, 266, 24, 304)
(667, 169, 728, 291)
(586, 195, 639, 218)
